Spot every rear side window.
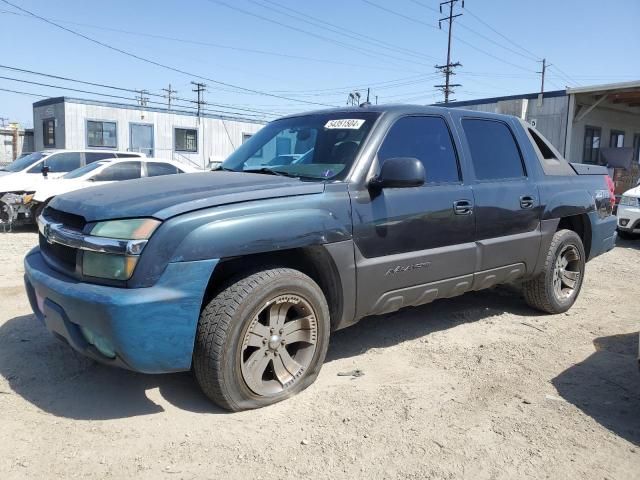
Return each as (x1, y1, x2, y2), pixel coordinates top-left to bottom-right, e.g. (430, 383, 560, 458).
(378, 116, 460, 184)
(93, 162, 142, 181)
(463, 119, 525, 180)
(147, 162, 180, 177)
(85, 152, 116, 164)
(528, 128, 556, 160)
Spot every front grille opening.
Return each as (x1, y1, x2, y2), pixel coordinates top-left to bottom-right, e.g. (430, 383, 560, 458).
(44, 207, 87, 231)
(39, 234, 77, 273)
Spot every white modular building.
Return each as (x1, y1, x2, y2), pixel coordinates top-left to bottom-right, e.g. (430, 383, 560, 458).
(32, 97, 266, 169)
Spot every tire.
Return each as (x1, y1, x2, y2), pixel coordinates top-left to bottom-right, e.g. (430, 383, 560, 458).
(522, 229, 586, 314)
(193, 268, 330, 411)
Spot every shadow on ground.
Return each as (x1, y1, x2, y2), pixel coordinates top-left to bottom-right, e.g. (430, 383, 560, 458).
(0, 287, 536, 420)
(553, 332, 640, 446)
(615, 236, 640, 251)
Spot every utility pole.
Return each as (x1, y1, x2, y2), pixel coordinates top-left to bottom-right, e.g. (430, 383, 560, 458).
(434, 0, 463, 103)
(537, 58, 551, 96)
(162, 84, 177, 111)
(0, 117, 8, 127)
(191, 81, 207, 117)
(136, 90, 149, 107)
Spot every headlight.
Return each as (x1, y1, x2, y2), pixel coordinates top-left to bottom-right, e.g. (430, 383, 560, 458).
(82, 251, 139, 281)
(91, 218, 161, 239)
(82, 218, 160, 280)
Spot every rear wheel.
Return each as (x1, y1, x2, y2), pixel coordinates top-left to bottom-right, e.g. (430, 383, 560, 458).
(193, 268, 330, 411)
(523, 229, 585, 314)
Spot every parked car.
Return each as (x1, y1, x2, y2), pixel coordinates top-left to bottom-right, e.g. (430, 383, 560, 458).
(28, 158, 197, 219)
(23, 105, 617, 411)
(616, 184, 640, 238)
(0, 149, 145, 227)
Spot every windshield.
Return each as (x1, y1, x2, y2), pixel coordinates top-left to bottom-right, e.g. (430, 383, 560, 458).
(2, 151, 46, 172)
(63, 161, 108, 179)
(222, 112, 380, 180)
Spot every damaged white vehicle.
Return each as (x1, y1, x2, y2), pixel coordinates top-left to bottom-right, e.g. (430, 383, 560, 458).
(28, 157, 197, 220)
(0, 149, 145, 228)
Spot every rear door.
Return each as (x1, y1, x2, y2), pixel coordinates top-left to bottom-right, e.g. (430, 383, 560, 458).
(457, 116, 541, 275)
(351, 114, 477, 317)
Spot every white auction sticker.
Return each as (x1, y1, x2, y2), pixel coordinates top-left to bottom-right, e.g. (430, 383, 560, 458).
(324, 119, 366, 129)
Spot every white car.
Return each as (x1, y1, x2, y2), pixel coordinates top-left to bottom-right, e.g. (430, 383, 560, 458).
(29, 158, 198, 218)
(0, 149, 145, 227)
(616, 185, 640, 238)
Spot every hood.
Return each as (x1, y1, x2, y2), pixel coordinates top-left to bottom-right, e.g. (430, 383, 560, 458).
(0, 172, 50, 193)
(50, 172, 325, 222)
(623, 185, 640, 198)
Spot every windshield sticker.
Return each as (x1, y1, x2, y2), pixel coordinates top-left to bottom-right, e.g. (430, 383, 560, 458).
(324, 119, 366, 130)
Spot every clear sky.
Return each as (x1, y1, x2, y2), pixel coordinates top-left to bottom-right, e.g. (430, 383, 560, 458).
(0, 0, 638, 127)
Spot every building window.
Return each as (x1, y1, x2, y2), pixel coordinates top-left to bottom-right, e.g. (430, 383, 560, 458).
(43, 119, 55, 147)
(175, 128, 198, 153)
(87, 120, 117, 148)
(610, 130, 625, 148)
(634, 134, 640, 164)
(583, 126, 601, 164)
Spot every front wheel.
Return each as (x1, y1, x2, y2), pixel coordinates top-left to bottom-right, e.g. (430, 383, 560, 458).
(193, 268, 330, 411)
(522, 229, 586, 314)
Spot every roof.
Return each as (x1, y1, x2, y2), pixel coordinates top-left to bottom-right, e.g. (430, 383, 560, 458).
(566, 80, 640, 95)
(32, 96, 266, 124)
(567, 80, 640, 108)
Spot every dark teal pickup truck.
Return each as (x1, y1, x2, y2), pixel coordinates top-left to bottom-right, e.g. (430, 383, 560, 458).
(24, 105, 616, 410)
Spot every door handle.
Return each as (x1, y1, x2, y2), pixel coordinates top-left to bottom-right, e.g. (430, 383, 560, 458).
(453, 199, 473, 215)
(520, 195, 535, 209)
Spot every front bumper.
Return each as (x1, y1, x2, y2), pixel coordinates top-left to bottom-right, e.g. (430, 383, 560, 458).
(616, 205, 640, 233)
(24, 248, 218, 373)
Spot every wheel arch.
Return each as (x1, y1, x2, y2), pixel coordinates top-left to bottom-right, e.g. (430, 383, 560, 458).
(202, 245, 345, 331)
(557, 213, 592, 259)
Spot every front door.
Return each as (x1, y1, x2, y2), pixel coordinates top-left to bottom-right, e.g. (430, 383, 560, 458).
(351, 115, 476, 318)
(130, 123, 154, 157)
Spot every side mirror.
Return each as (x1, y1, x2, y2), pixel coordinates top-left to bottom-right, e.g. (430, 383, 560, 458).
(41, 164, 50, 177)
(369, 157, 425, 189)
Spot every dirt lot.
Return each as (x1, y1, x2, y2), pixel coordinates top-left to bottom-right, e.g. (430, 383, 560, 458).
(0, 228, 638, 480)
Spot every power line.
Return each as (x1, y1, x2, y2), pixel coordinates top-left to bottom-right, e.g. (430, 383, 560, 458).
(0, 86, 47, 98)
(0, 9, 414, 74)
(254, 0, 440, 62)
(0, 0, 338, 108)
(408, 0, 540, 62)
(362, 0, 537, 74)
(461, 5, 541, 61)
(206, 0, 434, 71)
(0, 76, 273, 120)
(0, 64, 279, 117)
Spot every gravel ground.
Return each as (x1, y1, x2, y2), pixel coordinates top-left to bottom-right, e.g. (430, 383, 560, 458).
(0, 228, 638, 480)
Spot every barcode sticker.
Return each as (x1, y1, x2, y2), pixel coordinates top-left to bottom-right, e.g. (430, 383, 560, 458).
(324, 119, 366, 129)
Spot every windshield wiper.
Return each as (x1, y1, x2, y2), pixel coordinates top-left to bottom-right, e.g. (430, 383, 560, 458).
(244, 167, 299, 178)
